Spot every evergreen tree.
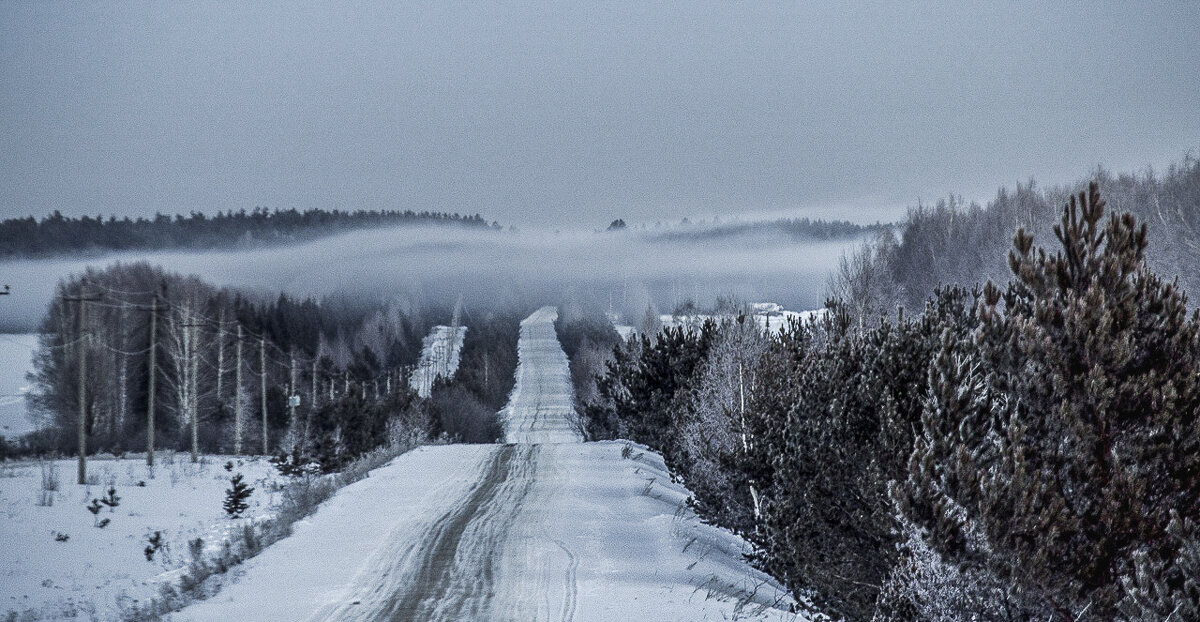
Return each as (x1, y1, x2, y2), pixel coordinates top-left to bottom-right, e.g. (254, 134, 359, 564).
(902, 183, 1200, 619)
(223, 473, 254, 518)
(588, 322, 715, 456)
(754, 290, 976, 620)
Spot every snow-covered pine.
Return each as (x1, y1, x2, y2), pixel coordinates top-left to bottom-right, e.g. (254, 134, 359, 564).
(901, 183, 1200, 619)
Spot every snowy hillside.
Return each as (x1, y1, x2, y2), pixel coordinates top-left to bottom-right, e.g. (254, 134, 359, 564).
(659, 303, 826, 335)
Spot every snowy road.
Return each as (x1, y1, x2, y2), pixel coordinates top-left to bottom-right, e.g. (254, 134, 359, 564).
(501, 306, 582, 444)
(174, 307, 795, 622)
(409, 324, 467, 398)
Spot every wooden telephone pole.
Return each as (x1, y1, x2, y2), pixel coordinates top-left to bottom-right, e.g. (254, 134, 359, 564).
(147, 294, 158, 469)
(288, 351, 298, 447)
(62, 280, 102, 485)
(235, 324, 243, 455)
(260, 337, 268, 455)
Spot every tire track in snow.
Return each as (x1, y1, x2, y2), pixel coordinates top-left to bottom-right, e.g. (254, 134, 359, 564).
(553, 538, 579, 622)
(430, 443, 541, 621)
(313, 443, 544, 622)
(388, 443, 519, 620)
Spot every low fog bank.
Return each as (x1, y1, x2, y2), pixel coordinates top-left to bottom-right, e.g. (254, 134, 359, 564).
(0, 224, 863, 332)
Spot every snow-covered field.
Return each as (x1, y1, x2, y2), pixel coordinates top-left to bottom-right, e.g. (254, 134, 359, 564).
(0, 454, 286, 620)
(0, 333, 39, 438)
(659, 303, 825, 335)
(408, 325, 466, 398)
(611, 303, 826, 340)
(173, 306, 797, 621)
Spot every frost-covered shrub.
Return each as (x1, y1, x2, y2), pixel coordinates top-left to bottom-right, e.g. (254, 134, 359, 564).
(672, 316, 767, 534)
(873, 513, 1034, 622)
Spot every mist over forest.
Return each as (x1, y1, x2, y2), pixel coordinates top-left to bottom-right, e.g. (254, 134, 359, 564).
(2, 2, 1197, 619)
(0, 219, 868, 332)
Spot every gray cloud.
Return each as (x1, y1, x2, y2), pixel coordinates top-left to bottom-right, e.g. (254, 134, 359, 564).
(2, 1, 1197, 227)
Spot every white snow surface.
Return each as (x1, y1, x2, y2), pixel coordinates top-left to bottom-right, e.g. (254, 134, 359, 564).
(501, 306, 582, 444)
(658, 304, 827, 335)
(409, 325, 467, 398)
(0, 333, 39, 437)
(171, 306, 798, 621)
(0, 454, 286, 620)
(173, 442, 796, 622)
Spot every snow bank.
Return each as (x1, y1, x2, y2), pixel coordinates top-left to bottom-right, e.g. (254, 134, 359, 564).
(168, 445, 495, 622)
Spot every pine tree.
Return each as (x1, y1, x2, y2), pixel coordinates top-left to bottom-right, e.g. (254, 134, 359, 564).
(100, 486, 120, 512)
(754, 290, 976, 620)
(223, 473, 254, 518)
(87, 498, 103, 526)
(902, 183, 1200, 619)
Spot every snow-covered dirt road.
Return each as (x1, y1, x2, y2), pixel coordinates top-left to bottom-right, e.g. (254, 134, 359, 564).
(409, 324, 467, 398)
(174, 307, 795, 622)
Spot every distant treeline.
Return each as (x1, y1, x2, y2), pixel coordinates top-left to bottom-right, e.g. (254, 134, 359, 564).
(648, 217, 877, 243)
(830, 153, 1200, 323)
(20, 261, 441, 467)
(0, 208, 501, 258)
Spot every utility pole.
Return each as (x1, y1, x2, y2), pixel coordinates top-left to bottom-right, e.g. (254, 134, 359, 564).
(234, 324, 243, 455)
(183, 318, 202, 463)
(260, 337, 268, 455)
(310, 359, 318, 410)
(288, 351, 298, 447)
(215, 308, 225, 405)
(147, 294, 157, 469)
(116, 301, 128, 438)
(63, 280, 102, 485)
(305, 358, 317, 444)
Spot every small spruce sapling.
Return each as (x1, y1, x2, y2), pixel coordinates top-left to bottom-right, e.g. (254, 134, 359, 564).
(101, 486, 120, 512)
(87, 498, 102, 526)
(144, 531, 164, 561)
(223, 473, 254, 518)
(188, 537, 205, 563)
(269, 447, 312, 478)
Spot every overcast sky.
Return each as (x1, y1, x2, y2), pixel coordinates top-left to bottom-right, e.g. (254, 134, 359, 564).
(2, 1, 1197, 227)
